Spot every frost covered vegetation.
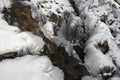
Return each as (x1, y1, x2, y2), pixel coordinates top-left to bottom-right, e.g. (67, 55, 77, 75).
(0, 0, 120, 80)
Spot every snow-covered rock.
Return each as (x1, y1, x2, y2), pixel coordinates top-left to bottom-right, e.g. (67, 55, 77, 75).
(0, 55, 64, 80)
(0, 18, 45, 55)
(75, 0, 120, 78)
(1, 0, 120, 80)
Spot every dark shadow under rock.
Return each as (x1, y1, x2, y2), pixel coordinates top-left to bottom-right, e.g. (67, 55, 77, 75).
(100, 15, 107, 23)
(73, 45, 85, 63)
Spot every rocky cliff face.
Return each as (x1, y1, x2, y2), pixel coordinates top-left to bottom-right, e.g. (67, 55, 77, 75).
(1, 0, 120, 80)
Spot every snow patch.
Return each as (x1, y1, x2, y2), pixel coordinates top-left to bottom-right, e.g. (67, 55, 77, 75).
(81, 75, 101, 80)
(84, 22, 116, 75)
(0, 55, 64, 80)
(0, 16, 45, 55)
(0, 0, 12, 10)
(41, 21, 54, 39)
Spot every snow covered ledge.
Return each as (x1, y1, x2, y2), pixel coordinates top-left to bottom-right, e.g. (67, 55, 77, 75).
(0, 55, 64, 80)
(84, 21, 116, 76)
(0, 17, 45, 55)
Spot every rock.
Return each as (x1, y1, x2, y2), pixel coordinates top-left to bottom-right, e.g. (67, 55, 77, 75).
(100, 15, 107, 23)
(2, 2, 40, 36)
(41, 39, 89, 80)
(95, 41, 109, 54)
(101, 66, 115, 79)
(0, 52, 17, 60)
(73, 45, 85, 63)
(2, 1, 89, 80)
(48, 12, 58, 23)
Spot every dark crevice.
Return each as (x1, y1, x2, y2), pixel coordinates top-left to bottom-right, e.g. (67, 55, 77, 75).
(73, 45, 85, 63)
(69, 0, 80, 16)
(73, 34, 89, 63)
(0, 52, 18, 61)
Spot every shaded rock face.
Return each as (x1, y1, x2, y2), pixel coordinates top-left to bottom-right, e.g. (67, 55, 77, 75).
(41, 40, 89, 80)
(100, 15, 107, 23)
(101, 66, 115, 79)
(73, 45, 85, 63)
(2, 1, 89, 80)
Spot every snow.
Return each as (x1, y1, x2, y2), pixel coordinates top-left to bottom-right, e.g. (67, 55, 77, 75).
(81, 75, 102, 80)
(108, 77, 120, 80)
(22, 0, 80, 57)
(24, 0, 73, 17)
(0, 19, 45, 54)
(0, 0, 45, 55)
(0, 1, 64, 80)
(20, 0, 120, 79)
(41, 21, 54, 39)
(55, 0, 74, 12)
(1, 0, 120, 79)
(74, 0, 120, 77)
(84, 21, 116, 75)
(0, 18, 20, 32)
(84, 7, 99, 30)
(0, 0, 12, 10)
(24, 0, 75, 42)
(0, 55, 64, 80)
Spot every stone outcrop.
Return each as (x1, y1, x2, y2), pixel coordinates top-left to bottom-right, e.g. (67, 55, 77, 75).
(95, 41, 109, 54)
(2, 1, 39, 35)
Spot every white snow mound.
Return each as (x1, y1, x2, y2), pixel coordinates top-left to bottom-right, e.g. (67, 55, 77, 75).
(0, 55, 64, 80)
(0, 18, 45, 55)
